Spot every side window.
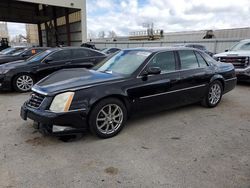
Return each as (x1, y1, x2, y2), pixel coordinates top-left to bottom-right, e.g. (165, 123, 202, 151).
(148, 51, 176, 73)
(50, 50, 71, 61)
(87, 50, 103, 57)
(195, 52, 209, 67)
(72, 49, 89, 59)
(179, 50, 199, 69)
(240, 43, 250, 50)
(23, 50, 33, 56)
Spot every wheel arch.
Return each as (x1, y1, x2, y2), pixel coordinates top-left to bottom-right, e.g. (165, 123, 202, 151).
(87, 94, 132, 123)
(210, 75, 225, 91)
(11, 72, 36, 90)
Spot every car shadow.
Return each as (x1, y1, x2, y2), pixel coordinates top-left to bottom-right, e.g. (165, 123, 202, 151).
(237, 81, 250, 86)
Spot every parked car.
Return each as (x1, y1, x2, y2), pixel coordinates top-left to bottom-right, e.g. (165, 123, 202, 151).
(213, 39, 250, 81)
(101, 48, 121, 55)
(0, 47, 26, 56)
(173, 44, 214, 56)
(21, 47, 237, 139)
(0, 47, 107, 92)
(0, 47, 49, 65)
(81, 43, 98, 50)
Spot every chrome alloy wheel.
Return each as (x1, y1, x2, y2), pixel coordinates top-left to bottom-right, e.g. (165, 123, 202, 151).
(208, 83, 222, 105)
(16, 75, 34, 91)
(96, 104, 124, 135)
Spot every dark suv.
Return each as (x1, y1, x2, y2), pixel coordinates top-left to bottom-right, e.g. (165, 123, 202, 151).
(0, 47, 107, 92)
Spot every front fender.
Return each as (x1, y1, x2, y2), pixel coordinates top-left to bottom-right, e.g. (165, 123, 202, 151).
(71, 86, 131, 113)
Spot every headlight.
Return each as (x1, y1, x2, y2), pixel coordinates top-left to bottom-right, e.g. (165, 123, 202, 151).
(50, 92, 75, 112)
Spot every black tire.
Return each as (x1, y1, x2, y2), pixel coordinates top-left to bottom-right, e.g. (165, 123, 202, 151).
(13, 73, 35, 92)
(201, 80, 223, 108)
(88, 98, 127, 139)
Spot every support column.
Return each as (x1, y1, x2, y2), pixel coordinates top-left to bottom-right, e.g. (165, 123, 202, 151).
(53, 7, 58, 46)
(42, 5, 49, 47)
(81, 0, 87, 43)
(37, 23, 43, 47)
(65, 8, 71, 46)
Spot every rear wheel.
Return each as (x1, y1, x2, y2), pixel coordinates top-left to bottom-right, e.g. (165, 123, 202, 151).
(13, 73, 34, 92)
(202, 80, 223, 108)
(89, 98, 127, 138)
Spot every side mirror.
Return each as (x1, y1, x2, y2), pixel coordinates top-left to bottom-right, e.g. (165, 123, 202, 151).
(143, 67, 161, 76)
(44, 57, 53, 63)
(225, 49, 229, 52)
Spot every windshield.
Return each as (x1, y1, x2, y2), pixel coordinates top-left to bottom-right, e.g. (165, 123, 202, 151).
(230, 42, 250, 51)
(94, 50, 151, 76)
(12, 48, 28, 56)
(0, 48, 15, 55)
(26, 49, 53, 62)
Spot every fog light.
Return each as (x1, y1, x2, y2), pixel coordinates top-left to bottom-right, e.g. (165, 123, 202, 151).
(0, 83, 2, 87)
(52, 125, 74, 133)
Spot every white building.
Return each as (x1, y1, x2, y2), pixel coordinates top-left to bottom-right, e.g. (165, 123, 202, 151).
(0, 22, 9, 39)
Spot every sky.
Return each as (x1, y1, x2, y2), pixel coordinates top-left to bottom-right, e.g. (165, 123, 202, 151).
(6, 0, 250, 38)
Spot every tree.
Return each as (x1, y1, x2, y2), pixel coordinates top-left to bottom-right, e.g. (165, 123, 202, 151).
(88, 31, 96, 39)
(108, 30, 117, 38)
(98, 31, 105, 39)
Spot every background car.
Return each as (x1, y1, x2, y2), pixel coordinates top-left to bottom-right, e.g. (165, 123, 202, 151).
(21, 47, 236, 139)
(0, 47, 26, 56)
(0, 47, 49, 65)
(213, 39, 250, 81)
(173, 44, 214, 56)
(0, 47, 107, 92)
(101, 48, 121, 55)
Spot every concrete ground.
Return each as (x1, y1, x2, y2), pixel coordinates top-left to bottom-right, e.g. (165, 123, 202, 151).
(0, 84, 250, 188)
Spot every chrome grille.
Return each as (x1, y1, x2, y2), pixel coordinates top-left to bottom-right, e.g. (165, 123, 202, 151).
(27, 93, 45, 108)
(219, 57, 248, 68)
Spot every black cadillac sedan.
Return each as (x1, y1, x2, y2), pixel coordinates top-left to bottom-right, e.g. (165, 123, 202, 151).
(0, 47, 106, 92)
(21, 47, 237, 138)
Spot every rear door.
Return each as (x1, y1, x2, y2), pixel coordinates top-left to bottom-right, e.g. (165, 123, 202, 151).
(177, 50, 213, 103)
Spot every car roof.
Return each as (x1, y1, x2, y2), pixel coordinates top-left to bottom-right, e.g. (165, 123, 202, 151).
(123, 47, 201, 53)
(240, 39, 250, 42)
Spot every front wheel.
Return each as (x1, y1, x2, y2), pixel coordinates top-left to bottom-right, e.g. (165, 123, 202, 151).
(13, 73, 35, 92)
(202, 81, 223, 108)
(88, 98, 127, 139)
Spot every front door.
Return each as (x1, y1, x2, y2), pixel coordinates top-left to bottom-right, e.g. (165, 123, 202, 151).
(127, 51, 183, 112)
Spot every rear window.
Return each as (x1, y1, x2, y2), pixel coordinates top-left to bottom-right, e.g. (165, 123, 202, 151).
(179, 50, 199, 69)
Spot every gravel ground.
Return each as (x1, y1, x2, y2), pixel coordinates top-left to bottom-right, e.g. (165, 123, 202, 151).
(0, 84, 250, 188)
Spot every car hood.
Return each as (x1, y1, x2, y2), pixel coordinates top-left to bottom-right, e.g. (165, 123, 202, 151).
(33, 68, 124, 95)
(214, 50, 250, 57)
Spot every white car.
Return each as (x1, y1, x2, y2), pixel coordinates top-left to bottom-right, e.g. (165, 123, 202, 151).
(214, 39, 250, 81)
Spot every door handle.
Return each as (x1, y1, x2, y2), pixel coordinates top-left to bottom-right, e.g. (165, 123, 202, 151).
(65, 62, 71, 65)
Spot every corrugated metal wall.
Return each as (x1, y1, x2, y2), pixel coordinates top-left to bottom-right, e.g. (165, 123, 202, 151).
(93, 39, 240, 53)
(41, 11, 82, 47)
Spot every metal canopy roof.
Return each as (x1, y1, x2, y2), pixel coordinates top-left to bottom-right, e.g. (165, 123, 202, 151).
(0, 0, 80, 24)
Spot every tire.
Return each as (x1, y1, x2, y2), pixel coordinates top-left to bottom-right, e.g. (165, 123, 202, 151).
(13, 73, 35, 92)
(88, 98, 127, 139)
(201, 80, 223, 108)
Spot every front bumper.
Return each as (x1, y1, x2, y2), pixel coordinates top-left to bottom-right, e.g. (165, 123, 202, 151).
(0, 74, 12, 91)
(235, 66, 250, 80)
(21, 103, 88, 135)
